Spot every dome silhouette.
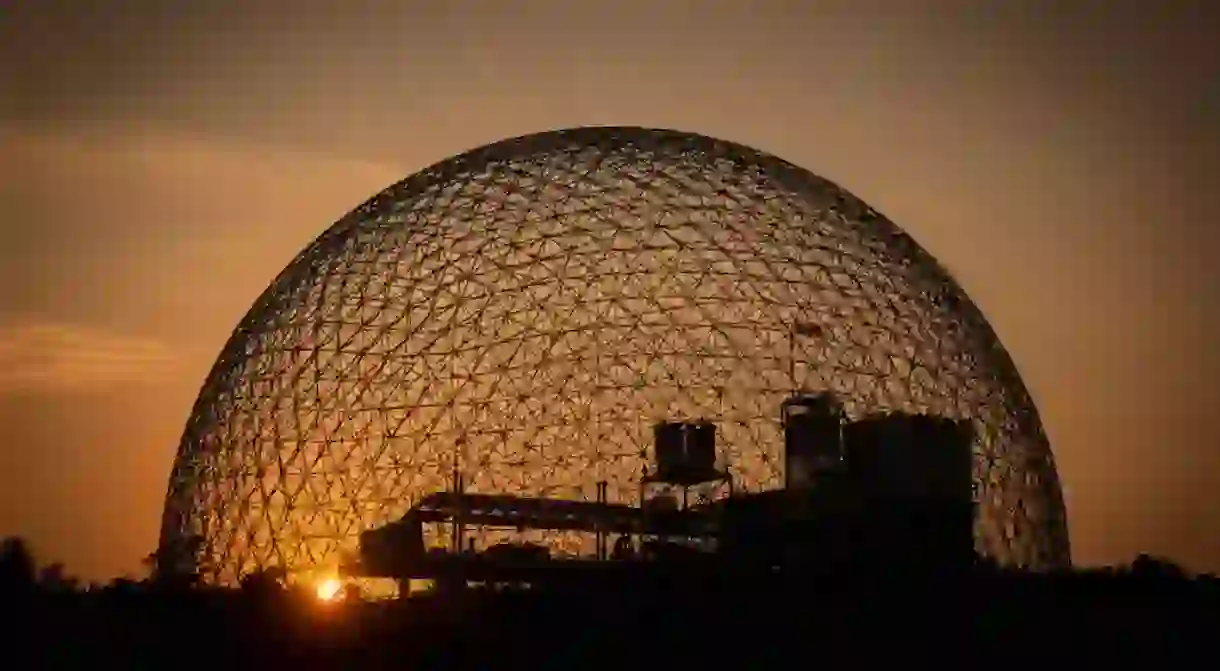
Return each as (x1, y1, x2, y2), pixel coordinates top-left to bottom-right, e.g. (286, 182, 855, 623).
(159, 127, 1069, 584)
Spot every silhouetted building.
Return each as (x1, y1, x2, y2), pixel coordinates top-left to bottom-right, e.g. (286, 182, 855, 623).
(782, 393, 845, 489)
(651, 421, 719, 486)
(843, 413, 976, 571)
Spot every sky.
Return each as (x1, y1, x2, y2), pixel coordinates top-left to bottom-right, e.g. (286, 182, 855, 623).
(1, 0, 1217, 581)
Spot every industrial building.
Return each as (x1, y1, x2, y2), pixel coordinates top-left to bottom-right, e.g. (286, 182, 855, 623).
(351, 392, 976, 591)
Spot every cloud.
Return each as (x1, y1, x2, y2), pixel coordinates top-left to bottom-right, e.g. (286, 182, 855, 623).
(0, 321, 181, 394)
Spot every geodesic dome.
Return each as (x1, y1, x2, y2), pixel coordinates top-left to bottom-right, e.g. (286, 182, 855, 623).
(159, 127, 1069, 585)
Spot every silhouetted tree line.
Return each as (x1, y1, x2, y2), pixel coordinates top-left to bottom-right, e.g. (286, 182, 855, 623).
(3, 535, 1217, 668)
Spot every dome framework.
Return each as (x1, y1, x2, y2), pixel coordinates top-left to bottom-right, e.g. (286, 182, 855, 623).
(159, 127, 1069, 584)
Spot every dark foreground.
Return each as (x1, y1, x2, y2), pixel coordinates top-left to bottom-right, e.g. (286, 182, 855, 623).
(6, 562, 1220, 669)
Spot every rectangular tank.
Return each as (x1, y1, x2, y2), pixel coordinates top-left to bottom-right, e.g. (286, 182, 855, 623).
(651, 420, 719, 485)
(843, 413, 973, 505)
(842, 412, 976, 566)
(782, 393, 844, 489)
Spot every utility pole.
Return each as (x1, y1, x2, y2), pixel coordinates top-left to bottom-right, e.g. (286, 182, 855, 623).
(789, 322, 796, 394)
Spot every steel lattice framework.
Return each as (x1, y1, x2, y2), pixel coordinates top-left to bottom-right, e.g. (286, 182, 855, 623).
(159, 127, 1069, 585)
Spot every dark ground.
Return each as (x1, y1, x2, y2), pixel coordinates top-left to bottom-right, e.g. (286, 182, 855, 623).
(5, 556, 1219, 669)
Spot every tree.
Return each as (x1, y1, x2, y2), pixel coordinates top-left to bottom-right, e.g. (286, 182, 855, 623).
(1131, 553, 1187, 580)
(143, 535, 205, 589)
(240, 566, 287, 597)
(38, 562, 79, 592)
(0, 536, 37, 592)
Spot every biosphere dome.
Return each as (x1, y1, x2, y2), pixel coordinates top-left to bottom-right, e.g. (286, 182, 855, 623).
(158, 127, 1069, 585)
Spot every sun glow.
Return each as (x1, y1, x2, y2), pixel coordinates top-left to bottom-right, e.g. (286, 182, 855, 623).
(315, 578, 342, 602)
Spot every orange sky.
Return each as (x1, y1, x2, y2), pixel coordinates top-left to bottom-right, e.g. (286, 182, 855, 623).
(1, 0, 1217, 580)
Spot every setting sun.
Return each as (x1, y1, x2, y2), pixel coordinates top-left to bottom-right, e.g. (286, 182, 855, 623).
(315, 578, 342, 602)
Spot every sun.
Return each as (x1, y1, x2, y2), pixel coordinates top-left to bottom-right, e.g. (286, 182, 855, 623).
(315, 578, 342, 602)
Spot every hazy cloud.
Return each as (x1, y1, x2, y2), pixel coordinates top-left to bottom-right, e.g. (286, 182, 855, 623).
(0, 321, 181, 394)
